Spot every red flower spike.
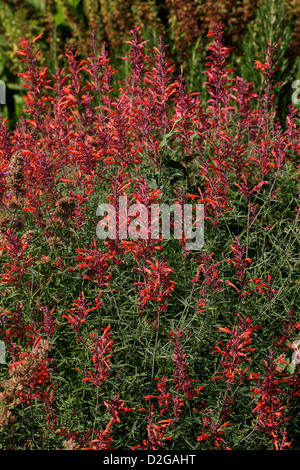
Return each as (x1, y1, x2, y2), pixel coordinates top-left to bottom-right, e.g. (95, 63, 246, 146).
(78, 326, 114, 387)
(213, 314, 259, 387)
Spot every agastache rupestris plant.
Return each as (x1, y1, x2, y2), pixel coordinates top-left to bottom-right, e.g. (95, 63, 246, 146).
(0, 21, 299, 451)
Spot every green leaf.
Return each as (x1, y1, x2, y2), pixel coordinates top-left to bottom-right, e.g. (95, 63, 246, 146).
(159, 117, 183, 149)
(66, 0, 81, 7)
(24, 0, 46, 10)
(146, 175, 159, 189)
(54, 7, 67, 26)
(163, 158, 187, 175)
(287, 361, 296, 375)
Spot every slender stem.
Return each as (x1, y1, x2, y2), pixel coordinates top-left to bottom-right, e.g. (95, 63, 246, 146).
(29, 402, 36, 448)
(92, 386, 100, 438)
(151, 309, 160, 390)
(246, 197, 250, 259)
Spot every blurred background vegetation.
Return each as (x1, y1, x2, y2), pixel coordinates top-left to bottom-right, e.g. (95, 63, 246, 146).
(1, 0, 300, 128)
